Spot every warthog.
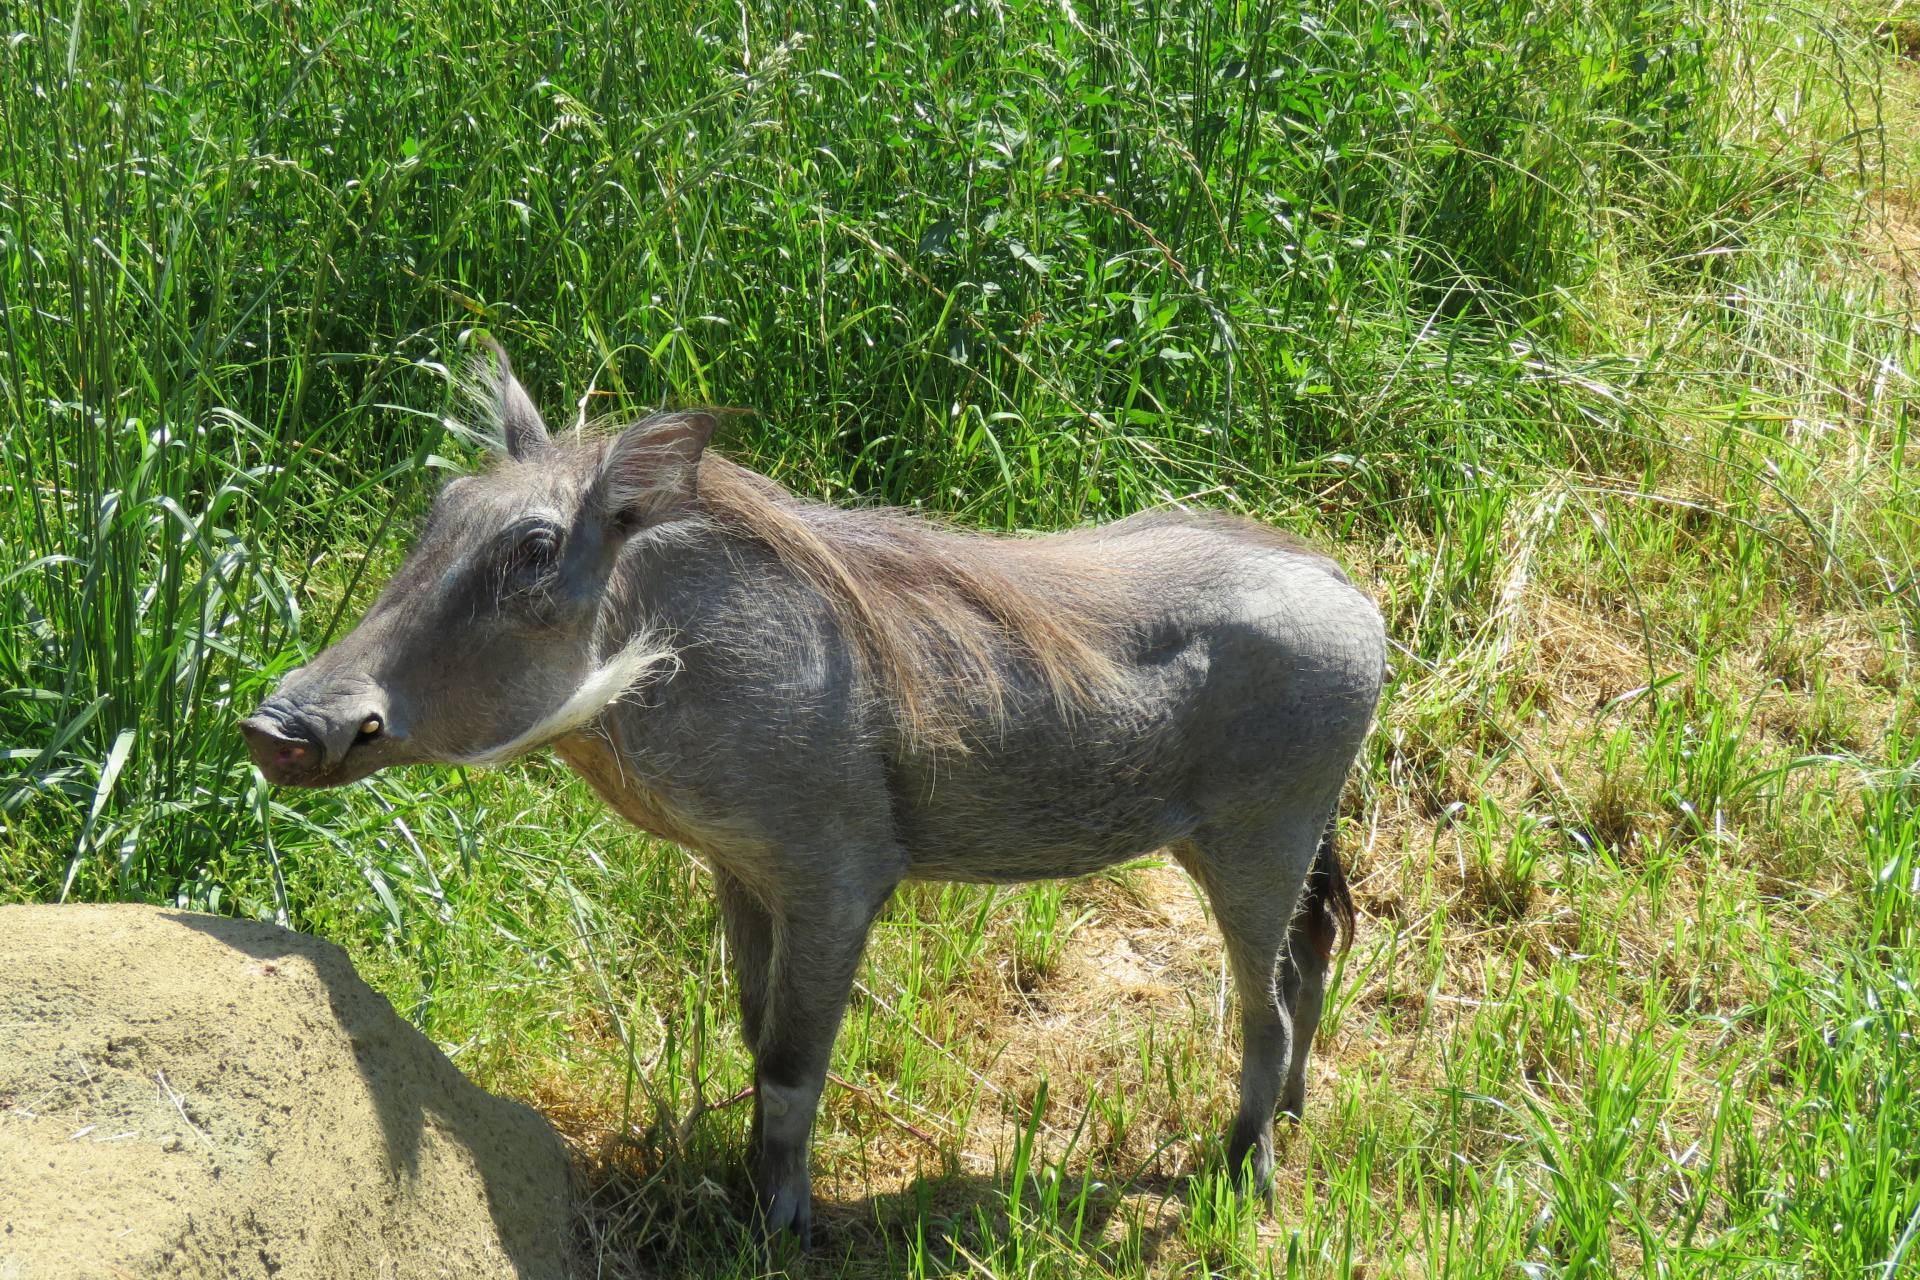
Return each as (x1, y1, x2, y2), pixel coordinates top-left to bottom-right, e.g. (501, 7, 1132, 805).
(239, 343, 1386, 1245)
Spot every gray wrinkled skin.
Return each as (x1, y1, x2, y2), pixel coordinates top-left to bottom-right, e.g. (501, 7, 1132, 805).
(240, 346, 1387, 1246)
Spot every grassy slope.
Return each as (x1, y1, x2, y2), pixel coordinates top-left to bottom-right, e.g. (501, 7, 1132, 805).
(3, 0, 1918, 1276)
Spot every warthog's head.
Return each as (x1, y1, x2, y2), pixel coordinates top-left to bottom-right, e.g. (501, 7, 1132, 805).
(239, 342, 711, 787)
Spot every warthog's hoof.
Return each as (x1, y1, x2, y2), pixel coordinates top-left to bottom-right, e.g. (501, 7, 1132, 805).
(754, 1155, 814, 1249)
(1226, 1125, 1277, 1208)
(755, 1183, 813, 1250)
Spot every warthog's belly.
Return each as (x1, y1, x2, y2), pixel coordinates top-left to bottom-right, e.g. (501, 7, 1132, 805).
(891, 735, 1201, 883)
(888, 641, 1207, 884)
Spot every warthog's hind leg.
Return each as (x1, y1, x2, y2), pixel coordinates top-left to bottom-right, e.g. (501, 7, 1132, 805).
(1176, 810, 1329, 1198)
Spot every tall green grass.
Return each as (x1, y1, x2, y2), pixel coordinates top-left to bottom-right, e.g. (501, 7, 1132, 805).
(3, 0, 1917, 1275)
(1, 0, 1879, 901)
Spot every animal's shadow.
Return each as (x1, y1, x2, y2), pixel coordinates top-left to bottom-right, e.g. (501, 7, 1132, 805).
(574, 1122, 1283, 1278)
(161, 910, 1276, 1278)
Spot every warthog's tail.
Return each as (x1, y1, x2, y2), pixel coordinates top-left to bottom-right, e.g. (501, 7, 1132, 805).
(1302, 817, 1357, 959)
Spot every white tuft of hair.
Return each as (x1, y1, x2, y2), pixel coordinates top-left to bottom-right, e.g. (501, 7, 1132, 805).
(445, 349, 509, 450)
(455, 632, 677, 767)
(445, 336, 551, 456)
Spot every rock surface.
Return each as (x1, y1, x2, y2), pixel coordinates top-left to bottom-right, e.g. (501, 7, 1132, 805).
(0, 904, 576, 1279)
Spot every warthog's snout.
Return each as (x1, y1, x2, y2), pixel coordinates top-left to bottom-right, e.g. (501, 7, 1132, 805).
(238, 697, 396, 787)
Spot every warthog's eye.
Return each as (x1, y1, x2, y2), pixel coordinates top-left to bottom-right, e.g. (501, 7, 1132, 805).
(515, 526, 559, 569)
(495, 520, 563, 601)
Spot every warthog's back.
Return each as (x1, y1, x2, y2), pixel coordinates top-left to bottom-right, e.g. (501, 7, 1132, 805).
(890, 508, 1386, 882)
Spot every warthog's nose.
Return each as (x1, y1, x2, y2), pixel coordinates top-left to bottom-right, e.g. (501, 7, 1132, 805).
(239, 696, 398, 786)
(238, 714, 323, 781)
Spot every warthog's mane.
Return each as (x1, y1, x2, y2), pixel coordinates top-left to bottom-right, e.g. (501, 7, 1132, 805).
(578, 415, 1339, 752)
(534, 402, 1145, 752)
(684, 449, 1132, 750)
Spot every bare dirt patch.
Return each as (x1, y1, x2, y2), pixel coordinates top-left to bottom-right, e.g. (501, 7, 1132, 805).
(0, 904, 577, 1279)
(814, 861, 1257, 1252)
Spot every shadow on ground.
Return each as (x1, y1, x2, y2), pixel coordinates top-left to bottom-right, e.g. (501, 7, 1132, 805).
(565, 1122, 1291, 1278)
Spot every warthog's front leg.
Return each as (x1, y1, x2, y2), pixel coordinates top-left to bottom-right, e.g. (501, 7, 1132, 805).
(740, 866, 900, 1247)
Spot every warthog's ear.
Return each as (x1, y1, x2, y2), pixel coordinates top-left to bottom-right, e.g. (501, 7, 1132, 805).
(469, 336, 553, 460)
(592, 411, 719, 533)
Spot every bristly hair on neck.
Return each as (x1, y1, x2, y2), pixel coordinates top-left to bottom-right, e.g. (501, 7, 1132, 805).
(616, 419, 1132, 752)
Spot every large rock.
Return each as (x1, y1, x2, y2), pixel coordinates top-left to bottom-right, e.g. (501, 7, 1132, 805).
(0, 904, 576, 1279)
